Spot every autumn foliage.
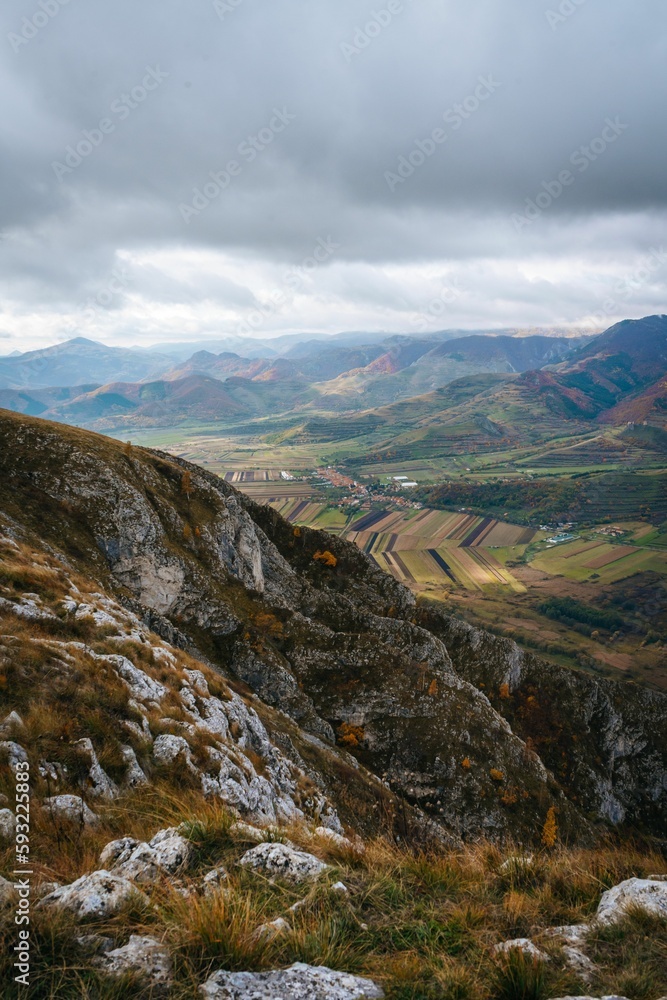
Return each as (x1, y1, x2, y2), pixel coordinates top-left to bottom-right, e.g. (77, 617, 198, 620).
(313, 549, 337, 567)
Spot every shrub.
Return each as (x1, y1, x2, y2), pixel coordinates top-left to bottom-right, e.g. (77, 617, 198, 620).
(313, 549, 337, 567)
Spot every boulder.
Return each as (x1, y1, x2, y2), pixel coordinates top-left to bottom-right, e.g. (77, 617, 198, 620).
(0, 741, 28, 767)
(493, 938, 549, 962)
(238, 842, 330, 885)
(0, 808, 16, 839)
(99, 828, 192, 884)
(97, 934, 172, 988)
(37, 870, 148, 920)
(596, 877, 667, 924)
(199, 962, 384, 999)
(42, 795, 98, 826)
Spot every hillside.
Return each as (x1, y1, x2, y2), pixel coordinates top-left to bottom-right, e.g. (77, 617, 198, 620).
(1, 407, 665, 838)
(310, 336, 589, 412)
(0, 409, 666, 996)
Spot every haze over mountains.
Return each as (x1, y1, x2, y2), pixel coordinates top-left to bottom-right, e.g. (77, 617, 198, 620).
(0, 318, 665, 442)
(0, 327, 600, 430)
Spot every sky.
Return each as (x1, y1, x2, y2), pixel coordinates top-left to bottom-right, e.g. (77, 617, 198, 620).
(0, 0, 666, 353)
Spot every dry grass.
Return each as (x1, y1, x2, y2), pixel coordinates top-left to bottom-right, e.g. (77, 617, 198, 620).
(1, 533, 666, 998)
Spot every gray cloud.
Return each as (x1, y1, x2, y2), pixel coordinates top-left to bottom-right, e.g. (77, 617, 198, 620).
(0, 0, 665, 350)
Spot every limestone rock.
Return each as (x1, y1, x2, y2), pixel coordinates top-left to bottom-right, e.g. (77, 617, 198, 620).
(0, 808, 16, 839)
(314, 827, 356, 851)
(75, 738, 118, 799)
(229, 821, 270, 843)
(0, 741, 28, 767)
(202, 867, 229, 895)
(37, 870, 149, 920)
(42, 795, 98, 826)
(544, 923, 590, 946)
(596, 877, 667, 924)
(199, 962, 384, 999)
(493, 938, 549, 962)
(0, 711, 24, 736)
(121, 745, 148, 787)
(238, 842, 330, 884)
(249, 916, 291, 944)
(97, 934, 172, 988)
(99, 828, 192, 883)
(561, 946, 596, 980)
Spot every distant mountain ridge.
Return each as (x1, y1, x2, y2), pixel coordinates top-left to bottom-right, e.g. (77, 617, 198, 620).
(0, 329, 598, 429)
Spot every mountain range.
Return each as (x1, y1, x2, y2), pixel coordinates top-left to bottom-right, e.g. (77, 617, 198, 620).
(0, 330, 597, 430)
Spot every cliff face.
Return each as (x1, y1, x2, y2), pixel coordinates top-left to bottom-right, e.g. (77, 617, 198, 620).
(0, 409, 665, 844)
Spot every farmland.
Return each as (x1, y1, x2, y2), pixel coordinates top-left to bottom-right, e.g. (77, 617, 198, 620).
(270, 498, 667, 688)
(271, 500, 537, 594)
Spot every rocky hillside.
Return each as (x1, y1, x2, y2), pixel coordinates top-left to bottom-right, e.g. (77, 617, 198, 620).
(0, 408, 666, 997)
(0, 408, 665, 842)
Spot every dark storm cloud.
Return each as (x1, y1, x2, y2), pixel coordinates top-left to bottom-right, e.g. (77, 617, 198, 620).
(0, 0, 665, 347)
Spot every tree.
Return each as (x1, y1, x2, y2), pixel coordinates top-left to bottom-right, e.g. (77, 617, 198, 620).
(541, 806, 558, 848)
(181, 471, 193, 498)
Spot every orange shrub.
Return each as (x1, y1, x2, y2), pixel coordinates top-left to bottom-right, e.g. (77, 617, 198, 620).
(313, 549, 337, 567)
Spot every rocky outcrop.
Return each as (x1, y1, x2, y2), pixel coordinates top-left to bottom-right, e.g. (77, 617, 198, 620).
(37, 871, 149, 920)
(96, 935, 172, 989)
(199, 963, 385, 999)
(238, 842, 330, 884)
(596, 877, 667, 924)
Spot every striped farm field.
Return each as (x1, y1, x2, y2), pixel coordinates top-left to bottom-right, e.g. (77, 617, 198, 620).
(532, 538, 666, 584)
(269, 500, 533, 593)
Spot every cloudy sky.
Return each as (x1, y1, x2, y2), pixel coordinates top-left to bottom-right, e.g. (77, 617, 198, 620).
(1, 0, 666, 352)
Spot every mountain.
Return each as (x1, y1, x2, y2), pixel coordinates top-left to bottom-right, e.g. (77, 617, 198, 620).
(0, 405, 665, 841)
(26, 375, 255, 427)
(311, 335, 591, 411)
(0, 337, 173, 389)
(163, 345, 387, 383)
(548, 315, 667, 416)
(0, 408, 665, 995)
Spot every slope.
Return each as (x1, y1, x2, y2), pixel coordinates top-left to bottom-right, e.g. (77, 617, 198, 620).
(0, 407, 665, 840)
